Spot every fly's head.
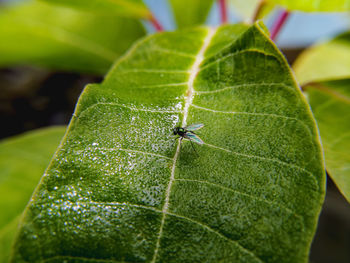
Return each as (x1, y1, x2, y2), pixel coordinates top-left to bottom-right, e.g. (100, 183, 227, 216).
(173, 127, 179, 135)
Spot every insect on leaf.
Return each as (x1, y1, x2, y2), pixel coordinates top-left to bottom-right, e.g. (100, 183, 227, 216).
(11, 22, 325, 263)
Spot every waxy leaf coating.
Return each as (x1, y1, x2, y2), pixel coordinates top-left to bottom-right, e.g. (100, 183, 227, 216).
(11, 23, 325, 262)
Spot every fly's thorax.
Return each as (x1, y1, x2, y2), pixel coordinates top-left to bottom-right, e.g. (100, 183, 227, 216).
(173, 127, 186, 136)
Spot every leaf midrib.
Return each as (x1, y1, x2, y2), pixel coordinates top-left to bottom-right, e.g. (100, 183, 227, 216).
(150, 27, 218, 263)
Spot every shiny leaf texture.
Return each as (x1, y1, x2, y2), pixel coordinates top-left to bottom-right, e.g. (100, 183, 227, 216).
(305, 80, 350, 203)
(293, 32, 350, 85)
(0, 127, 66, 263)
(11, 22, 325, 262)
(0, 1, 145, 74)
(39, 0, 152, 19)
(169, 0, 215, 29)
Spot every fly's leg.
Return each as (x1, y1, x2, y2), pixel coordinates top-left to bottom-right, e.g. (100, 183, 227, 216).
(174, 136, 183, 142)
(179, 137, 183, 148)
(189, 139, 199, 156)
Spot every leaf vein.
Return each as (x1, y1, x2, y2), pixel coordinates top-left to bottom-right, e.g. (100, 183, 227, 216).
(87, 146, 172, 160)
(117, 69, 190, 74)
(194, 82, 294, 94)
(203, 143, 319, 189)
(78, 102, 181, 119)
(151, 27, 218, 263)
(190, 104, 312, 136)
(328, 131, 350, 148)
(174, 178, 303, 223)
(41, 255, 124, 263)
(165, 211, 264, 262)
(151, 47, 197, 58)
(72, 201, 263, 263)
(135, 82, 188, 89)
(199, 49, 280, 72)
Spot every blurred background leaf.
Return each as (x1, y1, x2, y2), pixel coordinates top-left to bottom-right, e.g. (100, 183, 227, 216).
(293, 31, 350, 204)
(0, 126, 66, 263)
(304, 80, 350, 203)
(0, 0, 146, 74)
(294, 32, 350, 84)
(169, 0, 215, 29)
(267, 0, 350, 12)
(228, 0, 350, 24)
(39, 0, 152, 18)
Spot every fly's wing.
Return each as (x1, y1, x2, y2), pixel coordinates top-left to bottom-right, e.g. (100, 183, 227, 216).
(184, 132, 204, 145)
(185, 123, 204, 132)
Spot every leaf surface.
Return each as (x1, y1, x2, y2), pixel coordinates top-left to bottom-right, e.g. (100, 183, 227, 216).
(11, 22, 325, 262)
(39, 0, 152, 19)
(0, 1, 145, 74)
(305, 80, 350, 203)
(0, 127, 66, 263)
(294, 32, 350, 85)
(169, 0, 215, 29)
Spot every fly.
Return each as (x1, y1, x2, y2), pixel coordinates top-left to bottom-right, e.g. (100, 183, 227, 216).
(173, 123, 204, 154)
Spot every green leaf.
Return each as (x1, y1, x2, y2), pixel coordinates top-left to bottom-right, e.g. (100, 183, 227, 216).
(0, 1, 146, 74)
(0, 127, 66, 263)
(294, 32, 350, 203)
(229, 0, 350, 20)
(169, 0, 215, 29)
(39, 0, 152, 19)
(305, 80, 350, 203)
(11, 22, 325, 262)
(293, 32, 350, 85)
(266, 0, 350, 12)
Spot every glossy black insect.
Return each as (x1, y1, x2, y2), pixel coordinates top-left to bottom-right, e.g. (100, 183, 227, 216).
(173, 123, 204, 154)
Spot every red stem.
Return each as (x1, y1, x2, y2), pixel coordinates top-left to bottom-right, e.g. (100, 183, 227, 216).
(149, 15, 163, 32)
(270, 10, 290, 41)
(218, 0, 228, 24)
(251, 0, 266, 23)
